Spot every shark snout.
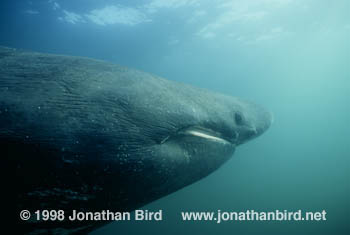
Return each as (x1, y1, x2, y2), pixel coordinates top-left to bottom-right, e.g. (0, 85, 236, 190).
(236, 101, 273, 145)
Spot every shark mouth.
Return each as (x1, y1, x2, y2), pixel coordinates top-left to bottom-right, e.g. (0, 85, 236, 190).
(161, 126, 237, 145)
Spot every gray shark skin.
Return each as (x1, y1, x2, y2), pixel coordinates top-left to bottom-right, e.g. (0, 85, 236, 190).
(1, 47, 272, 234)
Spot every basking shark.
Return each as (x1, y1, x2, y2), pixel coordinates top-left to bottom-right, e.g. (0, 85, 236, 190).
(1, 47, 272, 234)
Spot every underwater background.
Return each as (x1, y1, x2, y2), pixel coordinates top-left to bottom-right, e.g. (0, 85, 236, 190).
(2, 0, 349, 234)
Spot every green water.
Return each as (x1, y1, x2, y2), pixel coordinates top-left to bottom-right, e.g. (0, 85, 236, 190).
(2, 0, 349, 234)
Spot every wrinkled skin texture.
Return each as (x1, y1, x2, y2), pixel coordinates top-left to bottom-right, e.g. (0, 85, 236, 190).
(0, 47, 272, 234)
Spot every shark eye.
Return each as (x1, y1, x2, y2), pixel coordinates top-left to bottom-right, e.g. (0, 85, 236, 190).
(234, 112, 244, 126)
